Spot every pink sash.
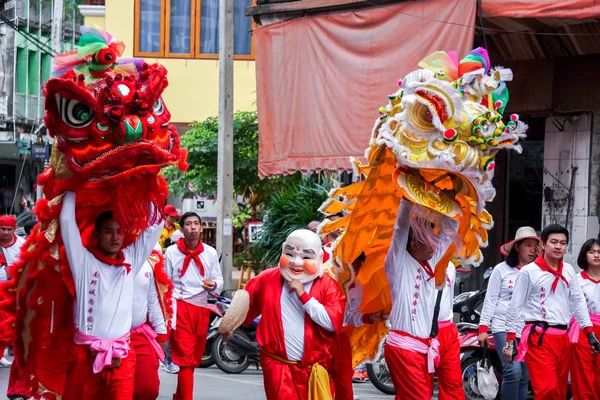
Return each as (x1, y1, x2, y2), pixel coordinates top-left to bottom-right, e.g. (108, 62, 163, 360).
(516, 323, 566, 362)
(569, 313, 600, 343)
(438, 320, 452, 330)
(388, 330, 440, 373)
(131, 323, 166, 361)
(73, 330, 130, 373)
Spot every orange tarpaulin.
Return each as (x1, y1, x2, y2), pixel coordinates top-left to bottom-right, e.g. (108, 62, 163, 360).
(254, 0, 476, 177)
(482, 0, 600, 18)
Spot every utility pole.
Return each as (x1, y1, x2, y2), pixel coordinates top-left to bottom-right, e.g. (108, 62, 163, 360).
(217, 0, 234, 290)
(50, 0, 64, 65)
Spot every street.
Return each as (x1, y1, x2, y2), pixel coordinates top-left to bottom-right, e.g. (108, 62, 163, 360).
(0, 363, 395, 400)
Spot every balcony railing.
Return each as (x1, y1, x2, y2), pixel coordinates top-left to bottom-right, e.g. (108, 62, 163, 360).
(26, 96, 39, 121)
(14, 93, 26, 120)
(13, 94, 43, 122)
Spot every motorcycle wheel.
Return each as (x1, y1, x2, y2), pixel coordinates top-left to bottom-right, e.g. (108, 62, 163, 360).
(461, 355, 500, 400)
(213, 333, 250, 374)
(199, 338, 215, 368)
(366, 361, 395, 395)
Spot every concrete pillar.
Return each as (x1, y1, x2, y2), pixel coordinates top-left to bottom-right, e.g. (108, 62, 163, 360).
(542, 113, 595, 265)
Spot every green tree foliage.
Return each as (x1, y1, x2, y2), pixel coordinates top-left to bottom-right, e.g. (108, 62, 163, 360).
(163, 111, 299, 202)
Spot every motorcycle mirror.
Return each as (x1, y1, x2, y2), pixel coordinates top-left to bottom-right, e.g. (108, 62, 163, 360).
(483, 267, 493, 280)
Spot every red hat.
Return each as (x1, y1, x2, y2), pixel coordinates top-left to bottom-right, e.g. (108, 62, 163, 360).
(164, 205, 179, 218)
(0, 215, 16, 228)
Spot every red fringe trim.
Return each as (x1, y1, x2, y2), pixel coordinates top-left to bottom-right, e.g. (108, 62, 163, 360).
(151, 250, 174, 333)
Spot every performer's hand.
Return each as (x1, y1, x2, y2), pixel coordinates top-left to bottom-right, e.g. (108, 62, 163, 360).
(221, 331, 233, 342)
(502, 340, 515, 363)
(202, 280, 216, 291)
(477, 332, 489, 347)
(159, 341, 168, 354)
(587, 332, 600, 354)
(289, 279, 305, 297)
(369, 311, 385, 323)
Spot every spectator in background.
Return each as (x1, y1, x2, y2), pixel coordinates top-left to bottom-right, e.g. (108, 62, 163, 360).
(477, 226, 539, 400)
(160, 205, 180, 252)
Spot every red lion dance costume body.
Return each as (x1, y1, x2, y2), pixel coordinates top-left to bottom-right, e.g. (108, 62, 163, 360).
(0, 27, 186, 399)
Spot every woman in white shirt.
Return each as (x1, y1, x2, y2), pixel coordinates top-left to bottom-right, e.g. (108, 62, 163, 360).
(570, 238, 600, 399)
(477, 226, 540, 400)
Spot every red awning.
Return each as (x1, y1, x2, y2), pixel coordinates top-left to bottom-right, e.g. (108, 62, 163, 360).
(482, 0, 600, 18)
(255, 0, 476, 177)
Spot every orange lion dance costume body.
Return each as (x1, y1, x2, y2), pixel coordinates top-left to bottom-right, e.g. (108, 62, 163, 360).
(0, 27, 186, 399)
(318, 48, 527, 398)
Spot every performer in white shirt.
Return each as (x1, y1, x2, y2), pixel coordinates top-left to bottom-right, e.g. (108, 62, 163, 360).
(165, 212, 223, 400)
(383, 198, 457, 400)
(477, 226, 539, 400)
(131, 247, 170, 400)
(329, 252, 385, 400)
(0, 215, 26, 282)
(503, 224, 600, 400)
(570, 237, 600, 400)
(0, 215, 27, 397)
(60, 191, 164, 400)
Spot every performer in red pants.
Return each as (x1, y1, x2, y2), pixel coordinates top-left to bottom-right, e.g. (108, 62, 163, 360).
(569, 238, 600, 400)
(383, 199, 458, 400)
(165, 212, 223, 400)
(504, 225, 600, 400)
(219, 229, 345, 400)
(60, 191, 164, 400)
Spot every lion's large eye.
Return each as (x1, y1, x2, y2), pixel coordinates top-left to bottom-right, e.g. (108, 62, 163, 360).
(55, 94, 94, 128)
(153, 98, 164, 116)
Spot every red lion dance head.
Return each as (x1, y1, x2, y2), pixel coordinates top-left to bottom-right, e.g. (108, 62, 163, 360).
(0, 27, 186, 397)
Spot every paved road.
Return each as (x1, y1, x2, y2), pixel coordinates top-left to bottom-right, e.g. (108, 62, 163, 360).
(0, 363, 394, 400)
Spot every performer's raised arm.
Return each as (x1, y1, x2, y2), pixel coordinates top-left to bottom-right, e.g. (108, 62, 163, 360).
(384, 198, 413, 275)
(59, 191, 88, 281)
(124, 204, 164, 276)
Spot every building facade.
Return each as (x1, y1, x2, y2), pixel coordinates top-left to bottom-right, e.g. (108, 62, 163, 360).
(0, 0, 81, 215)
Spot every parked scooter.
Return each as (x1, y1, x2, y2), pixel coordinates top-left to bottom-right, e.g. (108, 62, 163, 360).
(200, 291, 232, 368)
(213, 315, 261, 374)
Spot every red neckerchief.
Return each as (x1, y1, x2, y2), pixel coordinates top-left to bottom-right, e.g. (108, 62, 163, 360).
(176, 238, 205, 277)
(88, 247, 131, 274)
(419, 260, 435, 282)
(0, 252, 5, 267)
(535, 255, 568, 292)
(582, 271, 600, 284)
(0, 235, 17, 249)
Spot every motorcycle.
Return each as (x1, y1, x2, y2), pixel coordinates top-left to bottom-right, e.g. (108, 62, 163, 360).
(213, 315, 261, 374)
(200, 291, 232, 368)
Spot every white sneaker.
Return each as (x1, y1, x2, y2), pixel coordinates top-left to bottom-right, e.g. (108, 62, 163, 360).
(0, 357, 13, 367)
(167, 363, 180, 374)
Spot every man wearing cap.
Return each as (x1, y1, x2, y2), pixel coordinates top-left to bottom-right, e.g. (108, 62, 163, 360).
(160, 205, 180, 252)
(0, 215, 26, 282)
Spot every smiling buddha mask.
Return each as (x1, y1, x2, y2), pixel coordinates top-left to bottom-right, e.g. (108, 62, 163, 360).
(279, 229, 324, 283)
